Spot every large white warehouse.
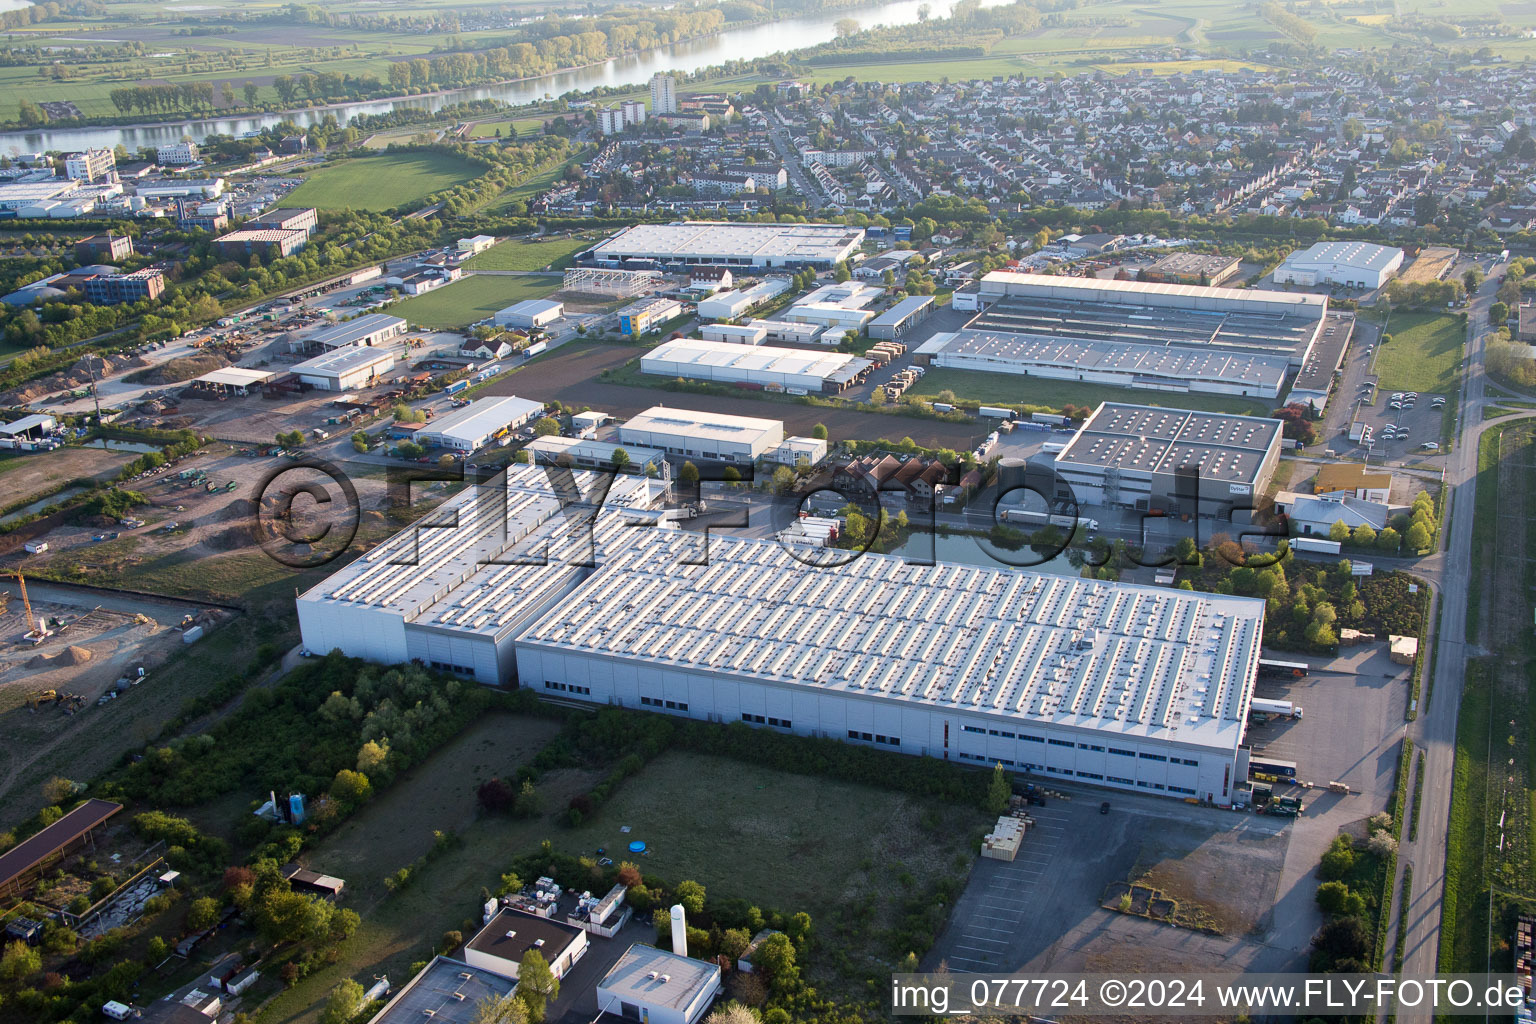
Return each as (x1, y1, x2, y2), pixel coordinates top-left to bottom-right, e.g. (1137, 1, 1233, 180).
(640, 338, 872, 393)
(416, 396, 544, 451)
(297, 464, 1266, 805)
(291, 346, 395, 391)
(618, 406, 783, 463)
(1273, 242, 1405, 290)
(590, 221, 864, 270)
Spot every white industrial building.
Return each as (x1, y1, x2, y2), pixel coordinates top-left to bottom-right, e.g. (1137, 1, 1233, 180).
(869, 295, 935, 339)
(417, 396, 544, 451)
(765, 435, 829, 466)
(590, 221, 863, 270)
(493, 298, 564, 329)
(1048, 403, 1284, 517)
(292, 313, 408, 353)
(640, 338, 872, 393)
(748, 319, 824, 345)
(290, 346, 395, 391)
(619, 406, 784, 463)
(596, 945, 721, 1024)
(464, 908, 588, 981)
(701, 323, 768, 345)
(914, 329, 1289, 399)
(297, 464, 1266, 805)
(523, 435, 666, 474)
(697, 279, 792, 320)
(1273, 242, 1405, 290)
(297, 467, 666, 682)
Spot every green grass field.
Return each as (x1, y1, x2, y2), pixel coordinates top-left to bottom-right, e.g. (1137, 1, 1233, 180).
(465, 234, 595, 272)
(466, 116, 548, 139)
(561, 750, 985, 916)
(283, 152, 483, 211)
(390, 274, 562, 328)
(908, 368, 1274, 417)
(1374, 312, 1465, 395)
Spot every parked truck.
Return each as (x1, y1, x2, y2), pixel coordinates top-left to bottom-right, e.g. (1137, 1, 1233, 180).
(978, 406, 1015, 420)
(1001, 508, 1100, 532)
(443, 380, 469, 396)
(1250, 697, 1303, 719)
(1290, 537, 1342, 555)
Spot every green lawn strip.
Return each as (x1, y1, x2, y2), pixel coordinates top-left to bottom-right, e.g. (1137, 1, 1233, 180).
(1392, 862, 1414, 974)
(906, 368, 1272, 417)
(1441, 659, 1493, 971)
(1466, 425, 1508, 644)
(1411, 750, 1425, 843)
(1374, 738, 1411, 966)
(390, 274, 563, 329)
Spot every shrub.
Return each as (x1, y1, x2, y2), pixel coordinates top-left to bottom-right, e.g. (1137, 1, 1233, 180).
(1319, 834, 1355, 881)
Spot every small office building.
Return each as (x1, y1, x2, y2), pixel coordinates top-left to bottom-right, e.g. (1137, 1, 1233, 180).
(595, 945, 722, 1024)
(464, 908, 588, 981)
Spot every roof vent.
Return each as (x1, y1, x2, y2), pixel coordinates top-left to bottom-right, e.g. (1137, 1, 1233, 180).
(505, 931, 517, 939)
(661, 974, 672, 983)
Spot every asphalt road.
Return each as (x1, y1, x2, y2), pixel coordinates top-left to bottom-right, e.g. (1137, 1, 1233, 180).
(1384, 264, 1519, 1020)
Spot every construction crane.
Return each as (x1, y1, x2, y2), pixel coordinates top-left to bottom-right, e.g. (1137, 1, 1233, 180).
(3, 569, 37, 636)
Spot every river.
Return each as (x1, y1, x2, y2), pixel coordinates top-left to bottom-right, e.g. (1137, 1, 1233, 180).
(0, 0, 1006, 153)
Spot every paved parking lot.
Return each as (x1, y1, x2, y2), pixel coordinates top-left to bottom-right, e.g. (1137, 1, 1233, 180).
(928, 646, 1411, 975)
(940, 805, 1073, 971)
(1349, 388, 1447, 458)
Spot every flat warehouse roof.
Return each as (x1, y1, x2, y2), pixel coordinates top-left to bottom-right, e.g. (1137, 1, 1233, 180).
(498, 298, 562, 316)
(417, 396, 544, 444)
(968, 294, 1321, 362)
(600, 945, 718, 1011)
(194, 367, 275, 387)
(518, 530, 1264, 753)
(923, 330, 1289, 389)
(306, 314, 406, 348)
(292, 345, 394, 376)
(869, 295, 934, 327)
(297, 465, 660, 639)
(1280, 241, 1404, 273)
(621, 405, 783, 444)
(1055, 403, 1281, 483)
(641, 339, 871, 381)
(366, 957, 515, 1024)
(593, 220, 863, 261)
(980, 270, 1327, 316)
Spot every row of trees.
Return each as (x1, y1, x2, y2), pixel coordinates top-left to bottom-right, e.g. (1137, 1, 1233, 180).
(108, 82, 216, 116)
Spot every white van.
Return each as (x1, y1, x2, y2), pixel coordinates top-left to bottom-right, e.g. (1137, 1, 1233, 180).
(102, 1002, 134, 1020)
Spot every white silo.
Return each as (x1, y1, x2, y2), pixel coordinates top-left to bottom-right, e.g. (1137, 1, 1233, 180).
(670, 904, 687, 956)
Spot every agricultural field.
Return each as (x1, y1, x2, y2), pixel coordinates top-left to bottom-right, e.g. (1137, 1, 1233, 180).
(282, 152, 483, 211)
(906, 368, 1274, 417)
(464, 234, 598, 272)
(390, 274, 563, 328)
(1373, 311, 1465, 394)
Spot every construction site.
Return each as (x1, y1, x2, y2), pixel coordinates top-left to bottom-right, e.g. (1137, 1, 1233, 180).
(0, 578, 230, 828)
